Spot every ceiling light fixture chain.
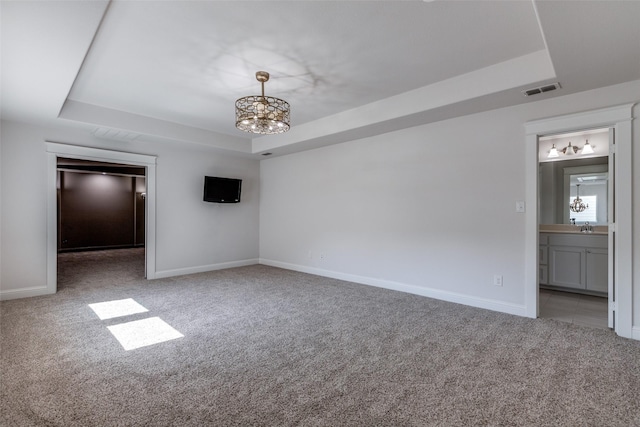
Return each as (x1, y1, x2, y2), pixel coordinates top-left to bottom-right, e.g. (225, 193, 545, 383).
(235, 71, 290, 135)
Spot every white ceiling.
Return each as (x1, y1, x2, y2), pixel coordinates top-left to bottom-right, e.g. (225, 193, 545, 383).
(2, 1, 639, 158)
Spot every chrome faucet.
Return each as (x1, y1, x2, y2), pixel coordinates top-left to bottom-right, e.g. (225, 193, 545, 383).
(580, 222, 593, 233)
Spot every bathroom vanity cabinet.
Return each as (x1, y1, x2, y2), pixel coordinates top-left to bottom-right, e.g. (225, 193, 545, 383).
(539, 232, 608, 295)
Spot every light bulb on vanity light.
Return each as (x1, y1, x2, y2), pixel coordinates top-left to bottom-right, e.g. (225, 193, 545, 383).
(564, 142, 576, 155)
(581, 139, 594, 154)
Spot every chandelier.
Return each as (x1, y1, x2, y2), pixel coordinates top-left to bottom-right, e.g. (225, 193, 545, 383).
(235, 71, 290, 135)
(569, 184, 589, 213)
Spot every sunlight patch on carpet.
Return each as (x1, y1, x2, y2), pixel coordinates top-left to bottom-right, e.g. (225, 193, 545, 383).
(89, 298, 149, 320)
(107, 317, 184, 351)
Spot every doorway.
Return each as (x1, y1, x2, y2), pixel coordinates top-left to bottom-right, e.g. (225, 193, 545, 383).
(46, 142, 158, 295)
(537, 128, 610, 329)
(56, 158, 147, 290)
(523, 103, 634, 339)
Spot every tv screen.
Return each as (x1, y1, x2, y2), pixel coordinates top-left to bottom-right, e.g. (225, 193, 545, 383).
(203, 176, 242, 203)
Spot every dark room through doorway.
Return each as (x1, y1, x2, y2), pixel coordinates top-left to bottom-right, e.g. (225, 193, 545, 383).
(56, 158, 147, 290)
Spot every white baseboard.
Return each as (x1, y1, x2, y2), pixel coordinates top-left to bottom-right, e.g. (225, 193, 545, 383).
(154, 258, 259, 279)
(632, 327, 640, 341)
(259, 259, 527, 317)
(0, 286, 54, 301)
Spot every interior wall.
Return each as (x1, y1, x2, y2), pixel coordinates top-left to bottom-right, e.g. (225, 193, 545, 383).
(260, 79, 640, 318)
(539, 162, 556, 225)
(135, 176, 145, 246)
(58, 171, 141, 251)
(1, 80, 638, 323)
(0, 120, 260, 296)
(260, 107, 528, 312)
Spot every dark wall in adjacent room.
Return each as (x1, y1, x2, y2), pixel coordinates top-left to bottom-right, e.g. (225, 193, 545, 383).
(58, 171, 146, 251)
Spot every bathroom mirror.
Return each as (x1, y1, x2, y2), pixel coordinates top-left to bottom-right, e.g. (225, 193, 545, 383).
(564, 165, 608, 225)
(539, 157, 608, 225)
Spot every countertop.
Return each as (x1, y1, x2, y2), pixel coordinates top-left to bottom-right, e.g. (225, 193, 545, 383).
(539, 224, 608, 235)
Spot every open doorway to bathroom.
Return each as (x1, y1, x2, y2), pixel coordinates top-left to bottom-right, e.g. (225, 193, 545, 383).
(56, 158, 146, 291)
(537, 128, 610, 330)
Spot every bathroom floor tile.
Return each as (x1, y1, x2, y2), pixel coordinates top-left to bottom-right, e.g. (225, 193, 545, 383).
(539, 289, 608, 330)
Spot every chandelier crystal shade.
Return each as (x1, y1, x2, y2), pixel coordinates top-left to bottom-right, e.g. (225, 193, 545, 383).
(235, 71, 290, 135)
(569, 184, 589, 213)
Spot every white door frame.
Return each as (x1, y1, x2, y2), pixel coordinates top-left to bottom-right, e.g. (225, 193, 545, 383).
(45, 142, 157, 295)
(524, 103, 634, 339)
(608, 128, 616, 329)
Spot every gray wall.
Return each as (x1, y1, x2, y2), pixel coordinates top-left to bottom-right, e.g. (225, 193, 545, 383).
(259, 80, 640, 317)
(58, 171, 144, 251)
(0, 120, 260, 296)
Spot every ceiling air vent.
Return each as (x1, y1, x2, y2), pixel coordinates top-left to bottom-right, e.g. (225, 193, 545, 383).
(522, 82, 561, 97)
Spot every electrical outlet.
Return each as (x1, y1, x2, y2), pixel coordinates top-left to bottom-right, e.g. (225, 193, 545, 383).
(494, 275, 503, 286)
(319, 253, 325, 261)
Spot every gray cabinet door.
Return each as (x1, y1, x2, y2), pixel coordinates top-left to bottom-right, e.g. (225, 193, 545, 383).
(586, 248, 608, 293)
(549, 246, 586, 289)
(539, 265, 548, 285)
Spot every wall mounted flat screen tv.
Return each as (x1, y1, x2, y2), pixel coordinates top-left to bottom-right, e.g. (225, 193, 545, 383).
(203, 176, 242, 203)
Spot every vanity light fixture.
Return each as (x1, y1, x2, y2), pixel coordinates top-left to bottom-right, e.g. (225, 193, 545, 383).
(235, 71, 290, 135)
(547, 139, 595, 159)
(569, 184, 588, 213)
(581, 139, 594, 154)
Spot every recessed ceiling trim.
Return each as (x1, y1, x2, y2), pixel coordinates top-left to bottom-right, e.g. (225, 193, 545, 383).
(60, 100, 252, 153)
(57, 0, 112, 119)
(254, 49, 556, 154)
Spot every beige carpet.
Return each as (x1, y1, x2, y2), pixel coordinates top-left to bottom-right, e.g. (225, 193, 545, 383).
(2, 248, 640, 426)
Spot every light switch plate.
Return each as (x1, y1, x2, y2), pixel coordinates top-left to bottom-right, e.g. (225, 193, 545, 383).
(515, 201, 525, 213)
